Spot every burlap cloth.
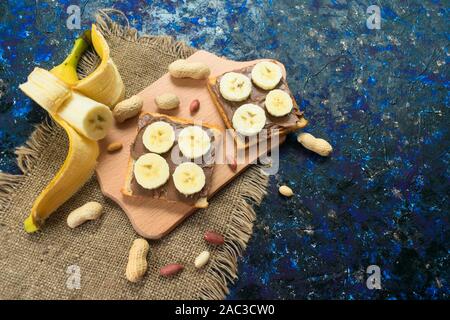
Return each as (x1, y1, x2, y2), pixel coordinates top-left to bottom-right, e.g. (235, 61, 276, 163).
(0, 10, 268, 300)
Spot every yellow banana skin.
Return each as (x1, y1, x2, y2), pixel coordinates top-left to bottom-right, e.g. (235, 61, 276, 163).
(51, 25, 125, 108)
(73, 25, 125, 107)
(24, 114, 99, 233)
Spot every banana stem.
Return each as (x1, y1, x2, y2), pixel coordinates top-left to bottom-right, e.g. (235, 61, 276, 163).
(61, 36, 89, 70)
(50, 30, 90, 85)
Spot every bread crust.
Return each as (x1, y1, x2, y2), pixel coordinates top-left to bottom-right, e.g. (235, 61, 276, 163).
(121, 157, 135, 197)
(142, 112, 223, 132)
(207, 77, 234, 130)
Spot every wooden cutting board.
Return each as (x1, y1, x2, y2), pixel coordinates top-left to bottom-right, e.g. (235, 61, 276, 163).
(96, 50, 286, 239)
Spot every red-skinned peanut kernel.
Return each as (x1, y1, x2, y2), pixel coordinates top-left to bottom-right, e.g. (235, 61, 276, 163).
(204, 231, 225, 245)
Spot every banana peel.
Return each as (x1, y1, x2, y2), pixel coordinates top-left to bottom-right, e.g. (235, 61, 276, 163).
(24, 114, 99, 232)
(21, 25, 122, 232)
(73, 25, 125, 107)
(51, 25, 125, 108)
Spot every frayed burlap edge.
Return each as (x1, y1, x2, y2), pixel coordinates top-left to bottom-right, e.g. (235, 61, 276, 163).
(198, 167, 268, 299)
(0, 9, 269, 300)
(0, 118, 56, 214)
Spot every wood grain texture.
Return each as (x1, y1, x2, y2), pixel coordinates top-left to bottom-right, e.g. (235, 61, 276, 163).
(96, 50, 286, 239)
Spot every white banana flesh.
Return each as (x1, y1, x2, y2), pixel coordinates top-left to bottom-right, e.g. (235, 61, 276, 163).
(232, 104, 266, 136)
(265, 89, 293, 117)
(142, 121, 175, 154)
(57, 91, 113, 141)
(178, 126, 211, 159)
(19, 67, 72, 114)
(219, 72, 252, 102)
(251, 61, 282, 90)
(172, 162, 206, 195)
(134, 153, 170, 190)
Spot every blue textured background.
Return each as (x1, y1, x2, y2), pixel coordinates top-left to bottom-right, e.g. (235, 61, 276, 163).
(0, 1, 449, 299)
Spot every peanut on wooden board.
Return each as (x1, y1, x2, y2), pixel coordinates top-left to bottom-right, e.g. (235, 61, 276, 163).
(297, 132, 333, 157)
(168, 59, 211, 80)
(107, 142, 123, 153)
(125, 238, 150, 283)
(204, 231, 225, 245)
(113, 95, 144, 123)
(195, 197, 209, 209)
(155, 93, 180, 110)
(189, 99, 200, 114)
(194, 251, 210, 269)
(226, 154, 237, 172)
(279, 185, 294, 197)
(160, 263, 184, 277)
(66, 201, 103, 228)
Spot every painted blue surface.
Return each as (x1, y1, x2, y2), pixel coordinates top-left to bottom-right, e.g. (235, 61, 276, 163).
(0, 1, 448, 299)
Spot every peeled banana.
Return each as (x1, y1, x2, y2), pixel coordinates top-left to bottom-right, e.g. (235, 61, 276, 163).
(134, 153, 170, 190)
(20, 85, 103, 232)
(142, 121, 176, 154)
(232, 104, 266, 136)
(251, 61, 282, 90)
(20, 68, 113, 142)
(172, 162, 206, 195)
(178, 126, 211, 159)
(20, 25, 122, 232)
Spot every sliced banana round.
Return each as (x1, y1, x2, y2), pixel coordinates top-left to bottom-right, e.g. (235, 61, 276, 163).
(82, 105, 114, 141)
(178, 126, 211, 159)
(173, 162, 206, 195)
(219, 72, 252, 102)
(251, 61, 282, 90)
(265, 89, 293, 117)
(134, 153, 170, 190)
(232, 104, 266, 137)
(142, 121, 175, 154)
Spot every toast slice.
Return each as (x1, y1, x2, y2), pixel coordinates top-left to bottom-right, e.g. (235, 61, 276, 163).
(122, 112, 222, 209)
(206, 60, 307, 148)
